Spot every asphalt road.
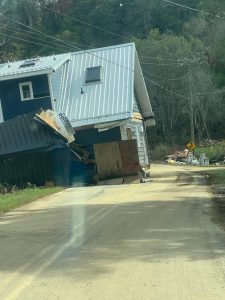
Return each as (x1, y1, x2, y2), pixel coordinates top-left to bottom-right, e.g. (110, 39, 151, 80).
(1, 165, 225, 300)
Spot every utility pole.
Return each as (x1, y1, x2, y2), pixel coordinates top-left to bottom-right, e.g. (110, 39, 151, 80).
(189, 65, 195, 142)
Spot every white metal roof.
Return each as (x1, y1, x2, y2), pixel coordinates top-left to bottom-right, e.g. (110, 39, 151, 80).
(0, 53, 70, 81)
(51, 43, 154, 127)
(0, 43, 154, 127)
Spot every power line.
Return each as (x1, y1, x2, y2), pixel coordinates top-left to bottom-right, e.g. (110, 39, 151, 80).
(140, 61, 189, 67)
(189, 65, 214, 142)
(196, 90, 225, 96)
(0, 11, 140, 75)
(144, 76, 189, 100)
(139, 55, 192, 62)
(190, 65, 225, 97)
(32, 0, 130, 42)
(2, 25, 73, 52)
(33, 0, 202, 65)
(0, 11, 144, 79)
(36, 0, 201, 66)
(0, 31, 189, 101)
(161, 0, 225, 20)
(0, 13, 92, 52)
(0, 5, 191, 102)
(0, 32, 68, 52)
(142, 67, 188, 81)
(3, 22, 92, 50)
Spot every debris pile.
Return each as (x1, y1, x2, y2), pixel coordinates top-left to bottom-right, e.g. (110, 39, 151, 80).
(165, 149, 190, 165)
(165, 149, 209, 166)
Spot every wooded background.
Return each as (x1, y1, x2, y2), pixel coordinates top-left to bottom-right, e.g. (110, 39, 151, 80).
(1, 0, 225, 146)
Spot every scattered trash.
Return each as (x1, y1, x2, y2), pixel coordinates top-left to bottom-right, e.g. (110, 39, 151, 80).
(165, 149, 189, 165)
(165, 148, 210, 166)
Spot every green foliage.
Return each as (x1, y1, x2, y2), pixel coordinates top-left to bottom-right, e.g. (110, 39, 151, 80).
(205, 168, 225, 195)
(149, 143, 172, 161)
(195, 142, 225, 163)
(0, 187, 63, 214)
(134, 29, 207, 145)
(0, 0, 225, 146)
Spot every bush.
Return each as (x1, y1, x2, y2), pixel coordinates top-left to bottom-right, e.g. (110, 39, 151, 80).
(0, 182, 36, 195)
(150, 144, 171, 161)
(195, 141, 225, 163)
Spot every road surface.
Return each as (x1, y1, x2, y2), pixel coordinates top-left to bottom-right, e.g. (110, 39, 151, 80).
(1, 165, 225, 299)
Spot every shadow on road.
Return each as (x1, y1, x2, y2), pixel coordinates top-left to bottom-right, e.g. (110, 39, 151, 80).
(0, 167, 225, 283)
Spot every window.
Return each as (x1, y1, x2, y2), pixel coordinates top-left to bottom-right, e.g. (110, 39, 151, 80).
(85, 66, 101, 84)
(19, 82, 34, 101)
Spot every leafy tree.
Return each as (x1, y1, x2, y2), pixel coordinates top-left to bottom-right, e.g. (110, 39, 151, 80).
(0, 0, 224, 144)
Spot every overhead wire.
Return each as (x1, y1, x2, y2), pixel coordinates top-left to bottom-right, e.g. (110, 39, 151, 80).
(0, 2, 192, 102)
(196, 90, 225, 96)
(2, 25, 73, 52)
(139, 55, 193, 62)
(32, 0, 200, 64)
(191, 64, 225, 97)
(142, 67, 189, 81)
(190, 65, 213, 142)
(161, 0, 225, 20)
(25, 0, 221, 137)
(31, 0, 193, 100)
(0, 30, 189, 100)
(0, 13, 93, 52)
(31, 0, 131, 42)
(140, 61, 189, 67)
(2, 23, 92, 51)
(0, 32, 69, 52)
(144, 75, 189, 100)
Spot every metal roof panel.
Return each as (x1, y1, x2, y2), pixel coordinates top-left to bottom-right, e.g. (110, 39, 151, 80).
(52, 43, 135, 127)
(0, 112, 66, 156)
(0, 54, 70, 81)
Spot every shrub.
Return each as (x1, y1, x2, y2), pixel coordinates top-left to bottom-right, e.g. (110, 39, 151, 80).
(150, 144, 171, 161)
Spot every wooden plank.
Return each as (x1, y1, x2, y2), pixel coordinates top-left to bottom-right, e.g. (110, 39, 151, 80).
(132, 112, 143, 120)
(94, 142, 123, 179)
(119, 140, 141, 176)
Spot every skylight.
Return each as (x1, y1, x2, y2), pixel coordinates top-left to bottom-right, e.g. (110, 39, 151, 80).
(20, 59, 39, 68)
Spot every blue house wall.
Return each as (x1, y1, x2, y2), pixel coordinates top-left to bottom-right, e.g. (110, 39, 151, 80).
(70, 127, 122, 186)
(75, 127, 121, 147)
(0, 74, 52, 121)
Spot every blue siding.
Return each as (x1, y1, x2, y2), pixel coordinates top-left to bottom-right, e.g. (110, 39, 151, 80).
(0, 75, 52, 121)
(76, 127, 121, 159)
(75, 127, 121, 147)
(70, 127, 121, 186)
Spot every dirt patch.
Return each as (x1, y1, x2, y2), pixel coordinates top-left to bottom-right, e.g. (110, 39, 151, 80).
(200, 168, 225, 230)
(210, 196, 225, 230)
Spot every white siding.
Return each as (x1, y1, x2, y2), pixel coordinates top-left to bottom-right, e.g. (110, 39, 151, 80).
(122, 120, 150, 166)
(0, 99, 3, 123)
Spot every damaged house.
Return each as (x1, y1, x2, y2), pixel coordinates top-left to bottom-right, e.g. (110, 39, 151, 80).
(0, 43, 154, 184)
(0, 112, 72, 187)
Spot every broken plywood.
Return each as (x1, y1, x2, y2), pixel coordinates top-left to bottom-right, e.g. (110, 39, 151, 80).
(94, 140, 141, 180)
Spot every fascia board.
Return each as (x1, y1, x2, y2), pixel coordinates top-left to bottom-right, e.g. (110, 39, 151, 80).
(0, 68, 53, 82)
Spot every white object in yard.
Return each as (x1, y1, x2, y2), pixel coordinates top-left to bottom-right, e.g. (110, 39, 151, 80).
(192, 159, 200, 165)
(200, 153, 209, 166)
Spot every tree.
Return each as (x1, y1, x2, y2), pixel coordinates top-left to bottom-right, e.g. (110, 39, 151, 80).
(134, 29, 206, 144)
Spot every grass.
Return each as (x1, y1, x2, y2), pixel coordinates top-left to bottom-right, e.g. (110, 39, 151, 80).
(195, 142, 225, 163)
(0, 187, 63, 214)
(205, 168, 225, 195)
